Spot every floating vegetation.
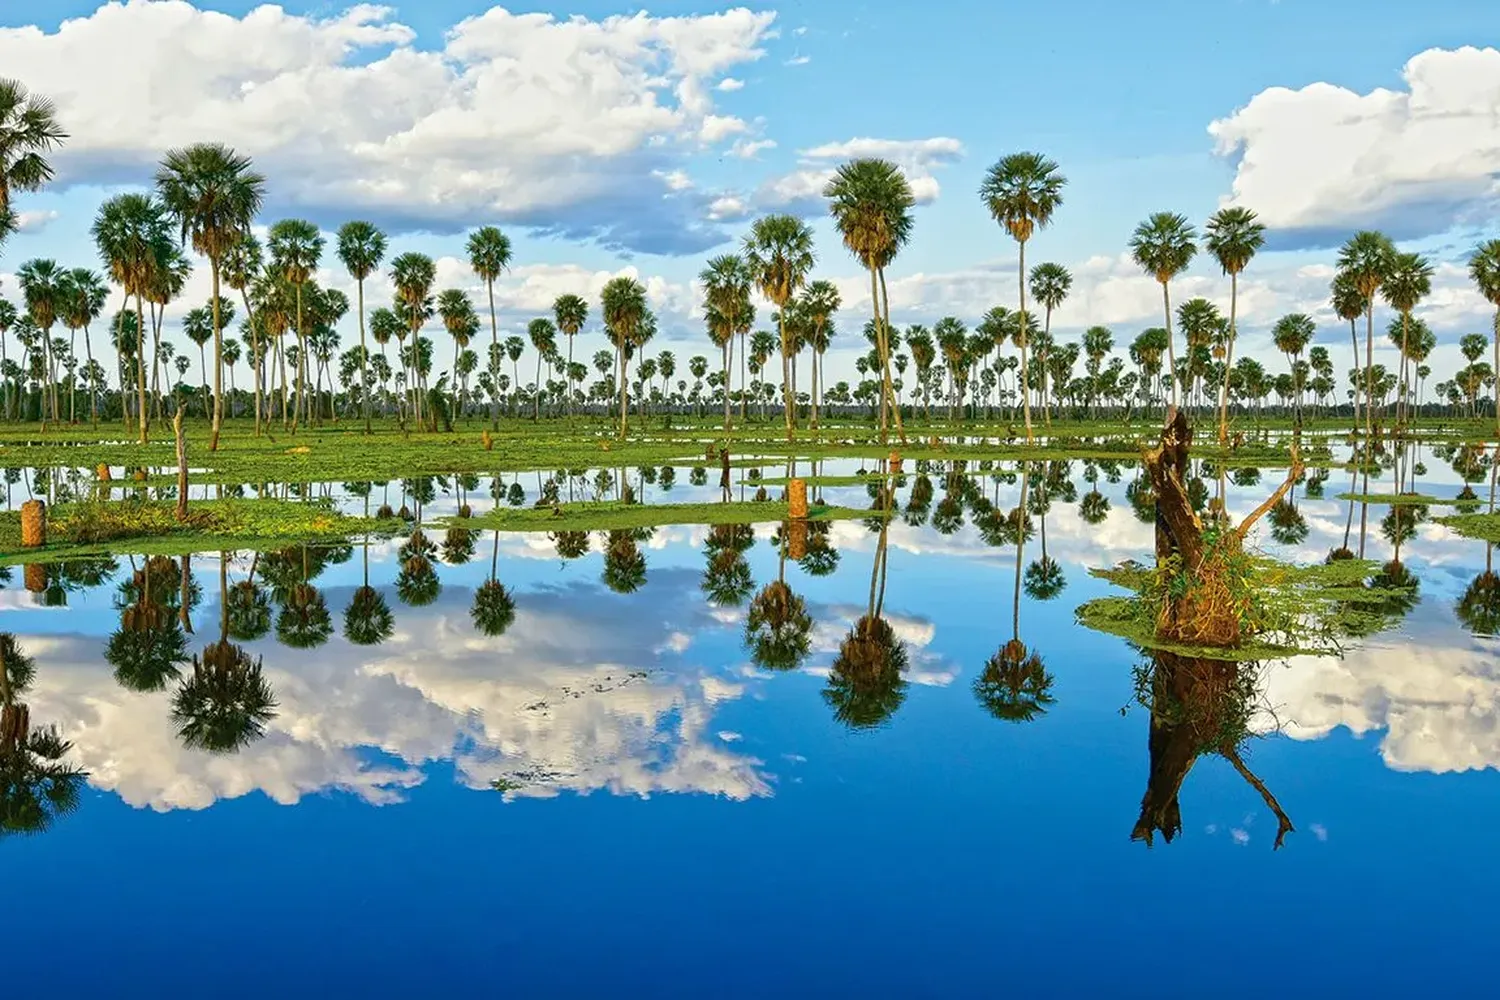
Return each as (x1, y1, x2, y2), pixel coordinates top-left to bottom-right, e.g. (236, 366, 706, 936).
(1336, 492, 1458, 506)
(1434, 512, 1500, 543)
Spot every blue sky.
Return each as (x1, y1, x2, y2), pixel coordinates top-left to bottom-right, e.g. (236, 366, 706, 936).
(2, 0, 1498, 384)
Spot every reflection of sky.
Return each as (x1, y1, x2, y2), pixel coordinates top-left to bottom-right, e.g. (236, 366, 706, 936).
(3, 450, 1498, 996)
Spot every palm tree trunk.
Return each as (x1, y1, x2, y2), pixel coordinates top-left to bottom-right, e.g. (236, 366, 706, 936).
(1217, 270, 1239, 445)
(210, 261, 224, 450)
(357, 277, 371, 434)
(779, 308, 793, 441)
(722, 340, 731, 432)
(867, 265, 887, 440)
(534, 349, 542, 422)
(1018, 238, 1033, 441)
(486, 278, 499, 430)
(618, 347, 631, 440)
(567, 331, 575, 420)
(1364, 304, 1375, 442)
(877, 268, 907, 445)
(1161, 280, 1178, 410)
(136, 294, 149, 443)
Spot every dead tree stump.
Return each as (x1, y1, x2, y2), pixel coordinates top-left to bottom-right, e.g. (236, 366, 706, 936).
(788, 478, 809, 519)
(20, 499, 46, 548)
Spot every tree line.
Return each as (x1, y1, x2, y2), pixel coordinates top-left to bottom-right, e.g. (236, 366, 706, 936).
(6, 77, 1500, 446)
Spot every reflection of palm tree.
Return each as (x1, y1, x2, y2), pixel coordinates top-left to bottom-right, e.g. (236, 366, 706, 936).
(396, 529, 441, 607)
(825, 498, 907, 728)
(977, 465, 1057, 721)
(1079, 489, 1110, 525)
(798, 520, 840, 577)
(277, 582, 332, 648)
(471, 531, 517, 637)
(1, 631, 88, 838)
(602, 529, 648, 594)
(702, 523, 755, 607)
(441, 525, 476, 565)
(973, 641, 1054, 722)
(173, 642, 277, 753)
(745, 526, 813, 671)
(106, 559, 190, 691)
(344, 532, 393, 646)
(551, 530, 590, 560)
(1268, 498, 1309, 546)
(1132, 653, 1294, 850)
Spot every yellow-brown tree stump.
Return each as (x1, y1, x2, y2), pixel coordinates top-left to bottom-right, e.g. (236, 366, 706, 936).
(20, 499, 46, 548)
(788, 478, 809, 519)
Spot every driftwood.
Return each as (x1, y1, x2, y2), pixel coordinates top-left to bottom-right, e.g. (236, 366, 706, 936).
(1134, 410, 1300, 850)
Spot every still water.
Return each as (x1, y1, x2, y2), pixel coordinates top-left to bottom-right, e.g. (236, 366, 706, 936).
(2, 452, 1497, 997)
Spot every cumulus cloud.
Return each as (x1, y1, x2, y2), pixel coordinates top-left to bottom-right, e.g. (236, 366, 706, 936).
(0, 1, 778, 254)
(1210, 46, 1500, 246)
(14, 209, 59, 233)
(716, 77, 746, 92)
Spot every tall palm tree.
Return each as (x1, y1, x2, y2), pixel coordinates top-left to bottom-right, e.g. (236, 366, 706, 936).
(801, 279, 840, 428)
(527, 316, 557, 421)
(156, 143, 265, 449)
(1270, 313, 1314, 417)
(390, 252, 437, 430)
(336, 221, 387, 434)
(1337, 231, 1396, 442)
(700, 254, 754, 432)
(467, 226, 512, 429)
(0, 79, 67, 217)
(601, 276, 648, 438)
(266, 219, 324, 432)
(58, 268, 106, 425)
(980, 152, 1065, 441)
(1129, 212, 1197, 410)
(0, 296, 15, 418)
(825, 158, 913, 444)
(1381, 251, 1433, 431)
(1330, 270, 1367, 436)
(437, 288, 479, 418)
(1029, 262, 1071, 426)
(221, 233, 265, 433)
(553, 293, 588, 417)
(1203, 206, 1265, 444)
(1471, 240, 1500, 438)
(16, 258, 62, 425)
(743, 214, 816, 441)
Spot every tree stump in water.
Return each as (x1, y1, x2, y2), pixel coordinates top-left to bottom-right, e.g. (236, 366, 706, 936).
(96, 463, 111, 482)
(20, 500, 46, 548)
(788, 479, 809, 519)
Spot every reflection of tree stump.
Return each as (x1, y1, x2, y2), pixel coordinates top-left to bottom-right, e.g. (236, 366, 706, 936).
(789, 479, 809, 519)
(20, 500, 46, 548)
(24, 564, 47, 594)
(889, 451, 903, 474)
(788, 519, 809, 561)
(719, 448, 731, 491)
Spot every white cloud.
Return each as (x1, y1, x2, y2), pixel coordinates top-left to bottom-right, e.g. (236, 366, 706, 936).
(716, 77, 745, 92)
(729, 138, 777, 160)
(1210, 46, 1500, 243)
(1, 1, 778, 253)
(707, 195, 751, 222)
(14, 209, 59, 233)
(785, 55, 811, 66)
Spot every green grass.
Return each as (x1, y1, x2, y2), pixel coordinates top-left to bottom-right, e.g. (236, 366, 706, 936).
(0, 498, 403, 565)
(1434, 512, 1500, 543)
(1336, 492, 1456, 506)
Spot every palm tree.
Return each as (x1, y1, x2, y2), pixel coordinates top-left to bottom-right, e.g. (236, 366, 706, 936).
(266, 219, 324, 431)
(0, 79, 67, 217)
(825, 158, 913, 443)
(16, 258, 62, 425)
(1380, 251, 1433, 431)
(1029, 262, 1071, 426)
(0, 631, 86, 838)
(221, 233, 266, 432)
(437, 288, 479, 417)
(980, 152, 1066, 442)
(601, 276, 648, 438)
(1204, 206, 1265, 444)
(390, 252, 437, 430)
(553, 293, 588, 417)
(1471, 240, 1500, 438)
(1271, 313, 1314, 417)
(0, 296, 15, 418)
(466, 226, 512, 429)
(527, 316, 558, 420)
(57, 268, 106, 425)
(700, 254, 754, 432)
(156, 143, 265, 449)
(336, 221, 387, 434)
(1337, 231, 1396, 441)
(1129, 212, 1197, 410)
(1331, 270, 1368, 436)
(743, 215, 816, 440)
(801, 279, 840, 428)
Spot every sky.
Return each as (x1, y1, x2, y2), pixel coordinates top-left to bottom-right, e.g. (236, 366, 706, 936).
(2, 0, 1499, 388)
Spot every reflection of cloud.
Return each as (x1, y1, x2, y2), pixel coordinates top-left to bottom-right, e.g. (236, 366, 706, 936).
(809, 603, 957, 687)
(1262, 615, 1500, 774)
(21, 570, 770, 811)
